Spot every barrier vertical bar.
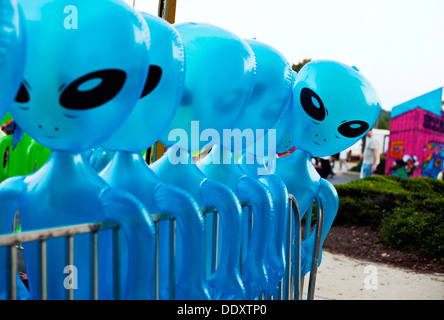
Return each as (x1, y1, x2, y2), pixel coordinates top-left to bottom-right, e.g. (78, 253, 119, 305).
(155, 221, 160, 300)
(304, 202, 313, 240)
(282, 196, 292, 300)
(169, 219, 176, 300)
(9, 245, 17, 300)
(213, 212, 219, 273)
(307, 197, 323, 300)
(1, 221, 122, 300)
(41, 239, 47, 300)
(300, 200, 314, 296)
(203, 207, 218, 278)
(289, 195, 302, 300)
(112, 228, 120, 300)
(91, 231, 98, 300)
(67, 235, 74, 300)
(203, 211, 210, 278)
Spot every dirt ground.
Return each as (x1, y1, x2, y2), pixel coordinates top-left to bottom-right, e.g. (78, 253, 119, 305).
(322, 225, 444, 274)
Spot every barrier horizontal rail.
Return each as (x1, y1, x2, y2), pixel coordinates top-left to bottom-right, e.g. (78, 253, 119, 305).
(0, 220, 120, 247)
(0, 195, 323, 300)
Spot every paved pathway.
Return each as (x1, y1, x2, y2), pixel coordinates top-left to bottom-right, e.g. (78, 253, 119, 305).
(326, 160, 361, 185)
(308, 251, 444, 300)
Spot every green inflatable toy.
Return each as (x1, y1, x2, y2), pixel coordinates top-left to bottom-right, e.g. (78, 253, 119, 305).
(0, 114, 51, 182)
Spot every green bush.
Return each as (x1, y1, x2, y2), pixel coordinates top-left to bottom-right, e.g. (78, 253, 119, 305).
(334, 176, 408, 227)
(379, 204, 444, 258)
(350, 161, 361, 172)
(334, 176, 444, 259)
(376, 156, 386, 175)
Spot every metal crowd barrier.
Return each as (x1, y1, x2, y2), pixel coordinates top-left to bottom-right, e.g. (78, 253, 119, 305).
(0, 194, 323, 300)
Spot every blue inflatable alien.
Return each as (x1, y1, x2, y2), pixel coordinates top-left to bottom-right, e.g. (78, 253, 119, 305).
(150, 22, 256, 299)
(0, 0, 26, 299)
(197, 39, 294, 298)
(0, 0, 25, 119)
(100, 12, 211, 300)
(0, 0, 156, 300)
(274, 61, 381, 275)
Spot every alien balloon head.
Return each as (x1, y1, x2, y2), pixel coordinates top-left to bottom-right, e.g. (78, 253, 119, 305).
(11, 0, 150, 152)
(103, 12, 184, 153)
(290, 60, 381, 157)
(225, 39, 293, 160)
(159, 22, 256, 152)
(230, 39, 293, 143)
(0, 0, 26, 119)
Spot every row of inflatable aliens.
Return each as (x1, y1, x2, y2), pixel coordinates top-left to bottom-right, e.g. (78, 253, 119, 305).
(0, 0, 381, 300)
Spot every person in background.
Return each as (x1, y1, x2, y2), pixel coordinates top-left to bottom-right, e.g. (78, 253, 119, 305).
(438, 169, 444, 181)
(339, 149, 349, 172)
(313, 156, 334, 179)
(360, 128, 379, 178)
(313, 157, 322, 175)
(320, 155, 335, 178)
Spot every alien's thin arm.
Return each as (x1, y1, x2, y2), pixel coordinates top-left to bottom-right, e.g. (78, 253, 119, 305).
(201, 179, 246, 300)
(300, 178, 339, 276)
(99, 187, 156, 300)
(154, 183, 211, 300)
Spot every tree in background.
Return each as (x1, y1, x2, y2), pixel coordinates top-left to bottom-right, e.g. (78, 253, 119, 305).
(292, 58, 311, 72)
(376, 109, 391, 130)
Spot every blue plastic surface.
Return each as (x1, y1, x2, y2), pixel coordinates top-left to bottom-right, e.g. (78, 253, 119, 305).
(100, 12, 210, 300)
(0, 0, 26, 119)
(0, 0, 156, 300)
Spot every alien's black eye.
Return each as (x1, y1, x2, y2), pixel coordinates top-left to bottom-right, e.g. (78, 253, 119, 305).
(300, 87, 325, 121)
(15, 82, 30, 103)
(60, 69, 126, 110)
(140, 65, 162, 99)
(338, 120, 369, 138)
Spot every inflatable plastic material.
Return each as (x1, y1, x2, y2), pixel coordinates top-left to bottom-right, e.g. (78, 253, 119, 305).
(240, 84, 296, 177)
(290, 61, 381, 158)
(151, 22, 257, 299)
(10, 0, 150, 153)
(151, 147, 246, 299)
(228, 39, 293, 151)
(0, 0, 26, 119)
(101, 152, 211, 300)
(274, 60, 382, 275)
(87, 146, 114, 172)
(198, 39, 294, 297)
(0, 0, 156, 300)
(198, 145, 273, 299)
(101, 12, 210, 300)
(159, 22, 256, 152)
(103, 12, 185, 154)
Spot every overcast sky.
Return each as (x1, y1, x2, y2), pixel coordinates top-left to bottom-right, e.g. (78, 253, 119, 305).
(125, 0, 444, 112)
